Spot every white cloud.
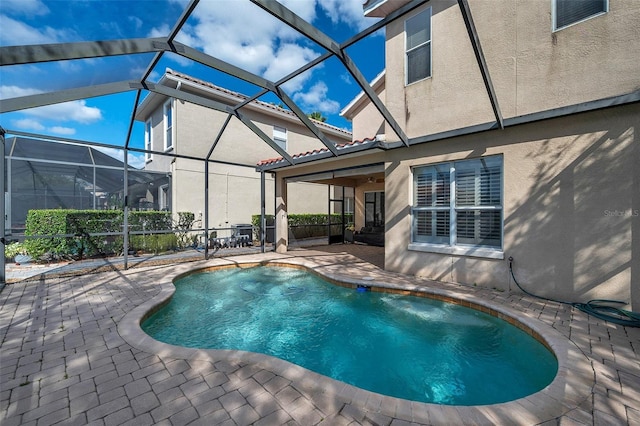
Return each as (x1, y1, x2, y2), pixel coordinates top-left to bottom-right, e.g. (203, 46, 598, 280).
(12, 118, 45, 131)
(318, 0, 377, 32)
(127, 154, 147, 169)
(1, 85, 103, 125)
(340, 73, 353, 85)
(148, 23, 170, 39)
(293, 81, 340, 114)
(0, 0, 50, 16)
(128, 16, 144, 31)
(96, 147, 146, 169)
(0, 14, 70, 45)
(174, 0, 321, 80)
(0, 85, 41, 98)
(49, 126, 76, 135)
(11, 118, 76, 136)
(263, 43, 320, 86)
(22, 101, 102, 124)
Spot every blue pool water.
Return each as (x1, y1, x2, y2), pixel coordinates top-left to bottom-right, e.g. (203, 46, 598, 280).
(142, 266, 557, 405)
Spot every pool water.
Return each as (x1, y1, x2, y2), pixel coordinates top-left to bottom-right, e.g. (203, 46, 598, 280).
(142, 266, 558, 405)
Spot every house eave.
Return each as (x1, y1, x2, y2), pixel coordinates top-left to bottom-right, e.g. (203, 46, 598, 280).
(340, 70, 386, 120)
(363, 0, 413, 18)
(147, 69, 351, 141)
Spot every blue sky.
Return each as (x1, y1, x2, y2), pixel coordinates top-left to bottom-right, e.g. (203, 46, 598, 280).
(0, 0, 384, 167)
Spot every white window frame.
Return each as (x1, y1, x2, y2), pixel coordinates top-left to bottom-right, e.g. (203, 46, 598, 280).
(273, 125, 287, 151)
(405, 7, 432, 86)
(552, 0, 608, 32)
(159, 184, 169, 211)
(144, 119, 153, 162)
(163, 100, 173, 151)
(409, 156, 504, 259)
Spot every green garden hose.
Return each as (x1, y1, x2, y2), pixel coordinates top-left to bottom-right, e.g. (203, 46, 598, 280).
(508, 257, 640, 328)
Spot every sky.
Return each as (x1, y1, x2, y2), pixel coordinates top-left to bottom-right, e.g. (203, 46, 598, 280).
(0, 0, 385, 168)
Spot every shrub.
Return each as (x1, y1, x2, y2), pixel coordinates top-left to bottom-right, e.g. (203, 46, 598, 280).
(125, 211, 174, 253)
(175, 212, 196, 248)
(24, 210, 123, 260)
(128, 211, 172, 233)
(4, 242, 26, 261)
(130, 233, 177, 254)
(251, 213, 354, 240)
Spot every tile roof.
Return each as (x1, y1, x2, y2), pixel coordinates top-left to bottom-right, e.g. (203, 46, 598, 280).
(165, 68, 352, 138)
(256, 136, 378, 167)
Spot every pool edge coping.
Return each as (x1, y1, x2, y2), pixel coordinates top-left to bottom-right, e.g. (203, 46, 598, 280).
(118, 257, 595, 424)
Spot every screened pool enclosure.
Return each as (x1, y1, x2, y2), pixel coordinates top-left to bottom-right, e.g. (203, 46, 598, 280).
(5, 136, 169, 233)
(0, 0, 432, 283)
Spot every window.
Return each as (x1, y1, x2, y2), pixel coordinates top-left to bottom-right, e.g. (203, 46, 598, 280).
(405, 8, 431, 85)
(159, 184, 169, 211)
(411, 156, 503, 257)
(144, 119, 152, 162)
(164, 100, 173, 150)
(273, 125, 287, 151)
(554, 0, 607, 30)
(365, 191, 385, 227)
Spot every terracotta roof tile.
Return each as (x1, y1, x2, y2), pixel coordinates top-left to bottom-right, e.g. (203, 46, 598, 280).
(256, 136, 378, 167)
(166, 68, 351, 137)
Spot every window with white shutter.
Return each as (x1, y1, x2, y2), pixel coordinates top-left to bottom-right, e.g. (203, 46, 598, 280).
(411, 156, 503, 256)
(554, 0, 607, 31)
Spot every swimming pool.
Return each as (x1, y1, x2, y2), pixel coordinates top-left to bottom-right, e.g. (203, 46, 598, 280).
(142, 265, 558, 405)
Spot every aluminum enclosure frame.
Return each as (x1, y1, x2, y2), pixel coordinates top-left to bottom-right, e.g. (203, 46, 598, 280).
(1, 0, 521, 276)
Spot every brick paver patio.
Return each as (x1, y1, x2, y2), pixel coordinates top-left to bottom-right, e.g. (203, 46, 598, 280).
(1, 246, 638, 425)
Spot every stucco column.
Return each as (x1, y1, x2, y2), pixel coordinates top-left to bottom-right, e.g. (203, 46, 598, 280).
(275, 173, 288, 253)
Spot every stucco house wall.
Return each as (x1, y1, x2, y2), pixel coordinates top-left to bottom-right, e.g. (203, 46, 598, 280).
(342, 73, 386, 142)
(270, 0, 640, 309)
(383, 0, 640, 139)
(137, 70, 352, 233)
(376, 0, 640, 308)
(384, 103, 639, 307)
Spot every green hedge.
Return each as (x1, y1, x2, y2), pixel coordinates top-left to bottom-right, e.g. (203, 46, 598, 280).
(251, 213, 354, 240)
(128, 211, 176, 253)
(129, 211, 172, 232)
(24, 210, 123, 260)
(23, 210, 184, 259)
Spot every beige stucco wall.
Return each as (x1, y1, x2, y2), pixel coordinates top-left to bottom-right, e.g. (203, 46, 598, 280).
(471, 0, 640, 117)
(385, 1, 495, 138)
(384, 104, 639, 310)
(173, 101, 348, 164)
(170, 158, 329, 237)
(142, 96, 349, 231)
(349, 87, 387, 142)
(143, 104, 173, 173)
(383, 0, 640, 140)
(271, 103, 638, 309)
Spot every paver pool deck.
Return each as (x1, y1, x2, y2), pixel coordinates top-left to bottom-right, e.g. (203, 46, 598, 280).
(1, 247, 638, 425)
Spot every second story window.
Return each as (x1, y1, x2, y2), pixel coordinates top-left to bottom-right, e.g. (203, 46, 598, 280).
(145, 119, 152, 162)
(164, 100, 173, 151)
(273, 125, 287, 151)
(554, 0, 607, 31)
(405, 8, 431, 85)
